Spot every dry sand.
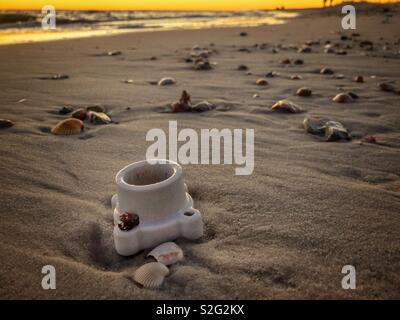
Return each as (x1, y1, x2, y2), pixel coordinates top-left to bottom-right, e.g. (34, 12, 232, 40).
(1, 4, 400, 299)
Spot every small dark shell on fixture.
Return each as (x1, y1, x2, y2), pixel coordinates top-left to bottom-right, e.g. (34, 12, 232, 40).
(118, 212, 140, 231)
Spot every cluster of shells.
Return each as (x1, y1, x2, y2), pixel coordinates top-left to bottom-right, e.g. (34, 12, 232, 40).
(133, 242, 184, 289)
(115, 211, 183, 289)
(185, 45, 215, 71)
(51, 105, 112, 136)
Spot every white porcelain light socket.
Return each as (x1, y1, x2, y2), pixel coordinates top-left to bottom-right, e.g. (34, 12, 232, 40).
(112, 160, 203, 256)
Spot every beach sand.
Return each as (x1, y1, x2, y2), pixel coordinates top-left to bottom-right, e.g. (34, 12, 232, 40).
(1, 4, 400, 299)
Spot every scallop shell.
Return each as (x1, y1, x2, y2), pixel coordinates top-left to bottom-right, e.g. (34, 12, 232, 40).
(332, 93, 353, 103)
(296, 87, 312, 97)
(51, 118, 84, 135)
(271, 100, 303, 113)
(256, 78, 268, 86)
(158, 77, 176, 86)
(134, 262, 169, 289)
(148, 242, 183, 266)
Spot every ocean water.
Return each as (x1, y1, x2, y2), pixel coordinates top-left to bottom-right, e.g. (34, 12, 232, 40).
(0, 10, 298, 45)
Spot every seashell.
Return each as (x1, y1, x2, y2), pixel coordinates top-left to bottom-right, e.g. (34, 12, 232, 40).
(51, 118, 84, 135)
(280, 58, 291, 65)
(86, 105, 106, 113)
(320, 67, 334, 75)
(88, 111, 111, 124)
(324, 121, 351, 141)
(265, 71, 277, 78)
(303, 117, 330, 134)
(361, 135, 377, 144)
(335, 50, 347, 55)
(107, 50, 121, 56)
(354, 76, 364, 83)
(271, 100, 303, 113)
(256, 78, 268, 86)
(253, 93, 260, 98)
(58, 106, 73, 115)
(298, 45, 312, 53)
(118, 212, 139, 231)
(39, 74, 69, 80)
(192, 101, 215, 112)
(294, 59, 304, 65)
(194, 58, 212, 70)
(171, 90, 192, 113)
(0, 119, 14, 129)
(324, 47, 335, 54)
(335, 74, 345, 79)
(296, 87, 312, 97)
(332, 93, 353, 103)
(148, 242, 183, 266)
(347, 92, 359, 100)
(378, 82, 396, 93)
(158, 77, 176, 86)
(71, 108, 87, 121)
(134, 262, 169, 289)
(237, 64, 248, 71)
(303, 117, 351, 141)
(291, 74, 302, 80)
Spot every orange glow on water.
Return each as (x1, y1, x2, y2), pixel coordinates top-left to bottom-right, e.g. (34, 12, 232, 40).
(1, 0, 397, 11)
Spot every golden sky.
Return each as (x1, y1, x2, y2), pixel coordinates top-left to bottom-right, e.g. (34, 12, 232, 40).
(0, 0, 395, 11)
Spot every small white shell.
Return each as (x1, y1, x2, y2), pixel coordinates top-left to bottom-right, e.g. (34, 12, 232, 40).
(134, 262, 169, 289)
(148, 242, 183, 266)
(158, 77, 176, 86)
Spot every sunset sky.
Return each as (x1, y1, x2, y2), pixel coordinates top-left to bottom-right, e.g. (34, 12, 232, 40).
(0, 0, 396, 11)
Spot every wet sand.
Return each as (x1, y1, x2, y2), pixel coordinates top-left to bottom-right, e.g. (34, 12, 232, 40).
(0, 4, 400, 299)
